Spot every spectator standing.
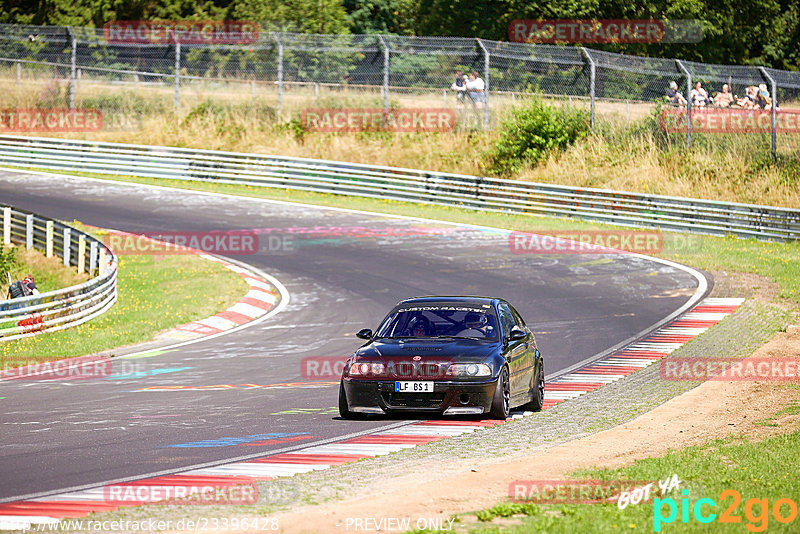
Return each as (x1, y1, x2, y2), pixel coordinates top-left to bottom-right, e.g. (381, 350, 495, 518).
(450, 70, 467, 103)
(666, 81, 687, 106)
(466, 71, 485, 108)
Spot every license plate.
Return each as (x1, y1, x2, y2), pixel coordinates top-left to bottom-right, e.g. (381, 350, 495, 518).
(395, 381, 434, 393)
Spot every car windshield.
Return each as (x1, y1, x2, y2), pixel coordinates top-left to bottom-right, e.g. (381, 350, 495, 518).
(374, 303, 499, 340)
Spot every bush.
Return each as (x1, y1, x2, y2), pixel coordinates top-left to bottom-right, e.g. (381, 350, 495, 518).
(0, 243, 18, 289)
(485, 98, 590, 176)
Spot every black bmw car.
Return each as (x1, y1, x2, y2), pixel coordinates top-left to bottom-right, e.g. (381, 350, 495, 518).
(339, 296, 544, 419)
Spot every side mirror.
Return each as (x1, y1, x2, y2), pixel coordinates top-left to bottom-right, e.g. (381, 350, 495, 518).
(356, 328, 373, 340)
(508, 326, 527, 341)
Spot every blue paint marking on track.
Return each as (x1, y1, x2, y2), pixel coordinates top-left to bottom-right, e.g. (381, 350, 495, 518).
(167, 432, 310, 448)
(105, 367, 194, 380)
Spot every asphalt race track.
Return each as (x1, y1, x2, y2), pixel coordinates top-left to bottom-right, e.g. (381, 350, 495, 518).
(0, 169, 710, 501)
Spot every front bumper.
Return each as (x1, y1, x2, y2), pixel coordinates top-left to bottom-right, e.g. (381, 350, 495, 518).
(341, 377, 498, 415)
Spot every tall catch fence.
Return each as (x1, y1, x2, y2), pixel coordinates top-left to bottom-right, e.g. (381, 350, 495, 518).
(0, 24, 799, 158)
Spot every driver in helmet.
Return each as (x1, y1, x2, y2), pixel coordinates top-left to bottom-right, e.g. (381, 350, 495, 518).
(460, 312, 492, 337)
(408, 315, 432, 337)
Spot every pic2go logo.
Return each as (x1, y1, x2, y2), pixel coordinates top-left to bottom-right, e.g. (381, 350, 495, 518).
(654, 489, 798, 532)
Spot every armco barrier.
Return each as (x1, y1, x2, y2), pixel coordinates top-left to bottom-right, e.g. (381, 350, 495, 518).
(0, 135, 798, 241)
(0, 205, 117, 341)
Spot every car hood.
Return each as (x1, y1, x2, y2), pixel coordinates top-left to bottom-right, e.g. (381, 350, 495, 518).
(355, 338, 501, 361)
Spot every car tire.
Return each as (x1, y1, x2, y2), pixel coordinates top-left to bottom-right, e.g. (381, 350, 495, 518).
(338, 382, 364, 420)
(522, 360, 545, 412)
(489, 366, 511, 419)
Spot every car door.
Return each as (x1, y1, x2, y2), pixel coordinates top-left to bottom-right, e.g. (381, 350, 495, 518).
(498, 302, 526, 396)
(509, 303, 537, 396)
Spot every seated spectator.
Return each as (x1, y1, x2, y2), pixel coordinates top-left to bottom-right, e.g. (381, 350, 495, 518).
(714, 84, 734, 108)
(665, 81, 687, 106)
(23, 275, 39, 295)
(466, 71, 485, 107)
(450, 70, 467, 103)
(735, 86, 758, 109)
(7, 274, 39, 299)
(756, 84, 772, 109)
(691, 81, 709, 107)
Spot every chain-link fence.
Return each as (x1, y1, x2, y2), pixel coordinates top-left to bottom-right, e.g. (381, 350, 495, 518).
(1, 23, 799, 159)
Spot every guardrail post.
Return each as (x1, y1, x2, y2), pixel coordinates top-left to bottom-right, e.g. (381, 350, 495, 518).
(67, 27, 76, 111)
(580, 47, 596, 130)
(78, 234, 86, 273)
(63, 228, 71, 267)
(25, 214, 33, 249)
(46, 220, 54, 257)
(476, 39, 490, 128)
(89, 241, 98, 275)
(2, 207, 10, 245)
(99, 248, 106, 275)
(759, 67, 778, 162)
(272, 33, 283, 119)
(377, 35, 389, 114)
(174, 35, 181, 116)
(676, 60, 691, 148)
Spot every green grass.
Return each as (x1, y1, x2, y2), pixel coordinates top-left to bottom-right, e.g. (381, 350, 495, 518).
(10, 166, 800, 308)
(463, 420, 800, 533)
(1, 228, 247, 362)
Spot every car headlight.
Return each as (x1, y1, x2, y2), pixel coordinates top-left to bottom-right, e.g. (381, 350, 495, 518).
(447, 363, 492, 377)
(346, 361, 385, 377)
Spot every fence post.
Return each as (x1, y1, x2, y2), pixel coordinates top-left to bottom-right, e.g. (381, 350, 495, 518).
(272, 33, 283, 119)
(377, 35, 389, 114)
(476, 39, 490, 128)
(78, 234, 86, 273)
(90, 241, 98, 275)
(580, 47, 596, 130)
(16, 62, 21, 86)
(63, 228, 71, 267)
(3, 207, 10, 245)
(25, 214, 33, 250)
(46, 220, 54, 257)
(174, 37, 181, 116)
(676, 60, 691, 148)
(759, 67, 778, 162)
(67, 27, 77, 111)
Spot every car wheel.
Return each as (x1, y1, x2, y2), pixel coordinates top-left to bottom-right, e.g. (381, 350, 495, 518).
(489, 366, 511, 419)
(338, 382, 364, 420)
(523, 360, 545, 412)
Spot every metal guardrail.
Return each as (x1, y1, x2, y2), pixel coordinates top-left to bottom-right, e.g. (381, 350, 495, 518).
(0, 135, 798, 241)
(0, 204, 117, 341)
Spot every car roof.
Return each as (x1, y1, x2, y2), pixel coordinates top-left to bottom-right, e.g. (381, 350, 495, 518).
(397, 296, 501, 307)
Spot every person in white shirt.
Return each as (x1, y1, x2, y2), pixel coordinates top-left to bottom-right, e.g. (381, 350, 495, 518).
(691, 81, 709, 107)
(466, 71, 485, 107)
